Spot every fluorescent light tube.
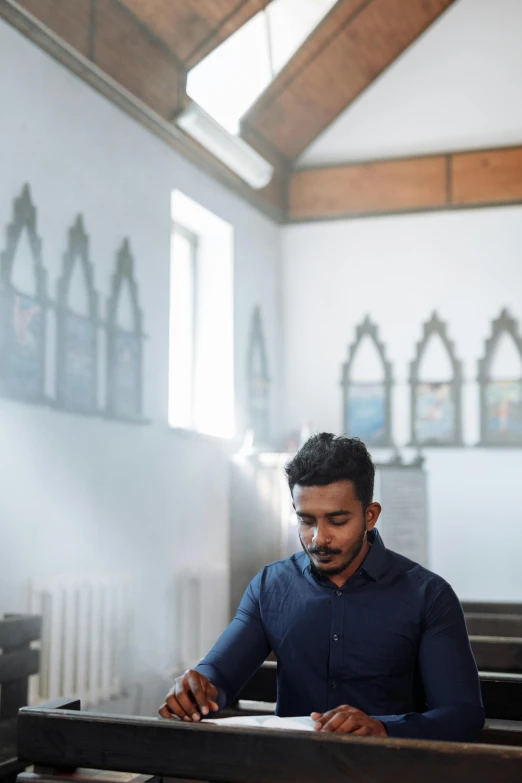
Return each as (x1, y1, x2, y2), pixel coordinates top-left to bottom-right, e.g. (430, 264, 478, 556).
(177, 102, 274, 190)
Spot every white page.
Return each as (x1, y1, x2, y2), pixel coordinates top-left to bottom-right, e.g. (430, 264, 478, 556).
(203, 715, 315, 732)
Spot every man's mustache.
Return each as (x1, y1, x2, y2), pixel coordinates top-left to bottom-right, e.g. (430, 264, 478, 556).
(307, 547, 342, 556)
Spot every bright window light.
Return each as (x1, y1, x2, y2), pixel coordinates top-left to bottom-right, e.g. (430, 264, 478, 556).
(169, 227, 197, 429)
(169, 191, 234, 440)
(187, 0, 338, 134)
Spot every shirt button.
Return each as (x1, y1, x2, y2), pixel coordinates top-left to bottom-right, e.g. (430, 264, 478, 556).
(332, 681, 337, 689)
(333, 634, 339, 641)
(336, 590, 342, 596)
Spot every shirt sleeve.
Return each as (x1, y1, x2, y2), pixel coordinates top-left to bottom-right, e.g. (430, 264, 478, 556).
(195, 569, 272, 710)
(373, 582, 485, 742)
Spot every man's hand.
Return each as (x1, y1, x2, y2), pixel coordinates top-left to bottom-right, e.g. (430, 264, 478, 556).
(159, 669, 219, 722)
(311, 705, 387, 736)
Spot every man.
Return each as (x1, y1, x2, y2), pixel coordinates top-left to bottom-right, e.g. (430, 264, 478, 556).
(160, 434, 484, 741)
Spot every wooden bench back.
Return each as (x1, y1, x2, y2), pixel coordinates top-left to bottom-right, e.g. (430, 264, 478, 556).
(0, 615, 42, 719)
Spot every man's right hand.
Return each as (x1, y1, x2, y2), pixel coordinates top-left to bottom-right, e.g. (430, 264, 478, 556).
(158, 669, 219, 722)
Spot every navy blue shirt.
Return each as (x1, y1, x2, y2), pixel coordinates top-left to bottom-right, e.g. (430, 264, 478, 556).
(196, 529, 484, 742)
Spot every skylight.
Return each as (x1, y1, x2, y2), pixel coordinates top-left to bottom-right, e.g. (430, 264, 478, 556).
(187, 0, 338, 135)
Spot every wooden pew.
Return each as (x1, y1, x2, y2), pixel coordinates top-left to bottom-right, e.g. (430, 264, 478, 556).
(471, 636, 522, 673)
(0, 615, 42, 783)
(466, 613, 522, 637)
(15, 699, 522, 783)
(462, 602, 522, 616)
(233, 662, 522, 724)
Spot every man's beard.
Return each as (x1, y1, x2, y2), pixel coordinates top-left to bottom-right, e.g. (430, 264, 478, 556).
(300, 526, 367, 579)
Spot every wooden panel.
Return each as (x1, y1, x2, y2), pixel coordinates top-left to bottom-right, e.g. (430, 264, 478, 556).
(289, 156, 447, 219)
(0, 649, 40, 683)
(93, 0, 183, 120)
(119, 0, 271, 66)
(480, 674, 522, 721)
(17, 706, 522, 782)
(466, 614, 522, 638)
(471, 636, 522, 673)
(17, 0, 91, 57)
(244, 0, 455, 159)
(463, 602, 522, 615)
(452, 147, 522, 205)
(0, 615, 41, 649)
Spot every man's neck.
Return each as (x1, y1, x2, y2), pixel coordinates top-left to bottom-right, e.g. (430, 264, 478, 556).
(329, 537, 372, 588)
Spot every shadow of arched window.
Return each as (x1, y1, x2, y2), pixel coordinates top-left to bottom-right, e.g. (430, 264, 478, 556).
(409, 312, 462, 447)
(341, 316, 393, 447)
(478, 308, 522, 446)
(56, 216, 99, 414)
(106, 240, 145, 422)
(0, 184, 47, 403)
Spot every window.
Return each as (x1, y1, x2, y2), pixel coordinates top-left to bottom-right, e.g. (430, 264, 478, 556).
(169, 225, 198, 429)
(169, 192, 234, 439)
(187, 0, 338, 134)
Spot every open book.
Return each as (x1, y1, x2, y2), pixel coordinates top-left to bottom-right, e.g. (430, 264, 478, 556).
(203, 715, 315, 732)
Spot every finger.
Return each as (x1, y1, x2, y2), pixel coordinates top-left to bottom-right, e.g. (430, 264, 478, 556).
(173, 682, 200, 721)
(353, 725, 370, 736)
(313, 708, 340, 727)
(310, 712, 323, 720)
(159, 703, 178, 720)
(205, 681, 220, 713)
(163, 694, 188, 721)
(320, 712, 355, 733)
(187, 673, 213, 716)
(334, 716, 365, 734)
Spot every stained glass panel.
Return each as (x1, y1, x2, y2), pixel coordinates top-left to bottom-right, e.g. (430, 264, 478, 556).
(347, 383, 386, 444)
(485, 380, 522, 444)
(62, 312, 96, 410)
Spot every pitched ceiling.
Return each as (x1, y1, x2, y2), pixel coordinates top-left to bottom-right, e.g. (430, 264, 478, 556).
(241, 0, 456, 160)
(119, 0, 272, 68)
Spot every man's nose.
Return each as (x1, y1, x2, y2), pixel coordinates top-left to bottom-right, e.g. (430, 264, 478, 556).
(312, 523, 331, 548)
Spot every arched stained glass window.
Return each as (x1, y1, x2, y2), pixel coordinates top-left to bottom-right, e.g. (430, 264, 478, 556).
(341, 316, 393, 447)
(106, 240, 145, 422)
(0, 185, 47, 402)
(409, 312, 462, 446)
(478, 309, 522, 446)
(246, 306, 270, 446)
(56, 216, 99, 413)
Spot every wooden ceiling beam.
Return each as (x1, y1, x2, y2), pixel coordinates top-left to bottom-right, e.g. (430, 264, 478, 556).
(117, 0, 271, 67)
(243, 0, 456, 160)
(0, 0, 286, 221)
(289, 145, 522, 221)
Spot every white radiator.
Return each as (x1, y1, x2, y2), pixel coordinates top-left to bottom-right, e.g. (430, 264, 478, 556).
(175, 566, 229, 672)
(29, 573, 132, 709)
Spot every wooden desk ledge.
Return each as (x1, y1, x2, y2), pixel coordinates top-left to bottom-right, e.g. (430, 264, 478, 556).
(15, 705, 522, 783)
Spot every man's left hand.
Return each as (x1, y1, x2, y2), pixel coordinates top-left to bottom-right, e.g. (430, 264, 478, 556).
(311, 705, 387, 736)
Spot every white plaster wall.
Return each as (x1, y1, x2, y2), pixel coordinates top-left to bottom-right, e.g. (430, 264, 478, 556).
(0, 19, 282, 685)
(299, 0, 522, 165)
(282, 206, 522, 600)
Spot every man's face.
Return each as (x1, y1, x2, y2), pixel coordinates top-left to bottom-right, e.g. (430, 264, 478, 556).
(293, 480, 379, 578)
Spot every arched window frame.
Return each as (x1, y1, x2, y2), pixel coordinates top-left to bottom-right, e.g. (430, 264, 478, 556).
(55, 215, 99, 414)
(341, 315, 393, 447)
(246, 305, 270, 446)
(0, 184, 48, 403)
(106, 239, 145, 422)
(409, 312, 463, 447)
(478, 308, 522, 446)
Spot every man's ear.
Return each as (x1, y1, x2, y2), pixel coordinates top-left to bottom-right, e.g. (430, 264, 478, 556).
(365, 502, 382, 531)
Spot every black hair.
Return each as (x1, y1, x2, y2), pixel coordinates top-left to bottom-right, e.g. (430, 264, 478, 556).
(285, 433, 375, 509)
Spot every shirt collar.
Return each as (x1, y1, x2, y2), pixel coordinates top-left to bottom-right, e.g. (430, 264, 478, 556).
(299, 527, 388, 581)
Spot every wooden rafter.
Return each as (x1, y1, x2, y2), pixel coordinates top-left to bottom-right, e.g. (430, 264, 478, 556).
(242, 0, 456, 160)
(118, 0, 272, 67)
(289, 145, 522, 221)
